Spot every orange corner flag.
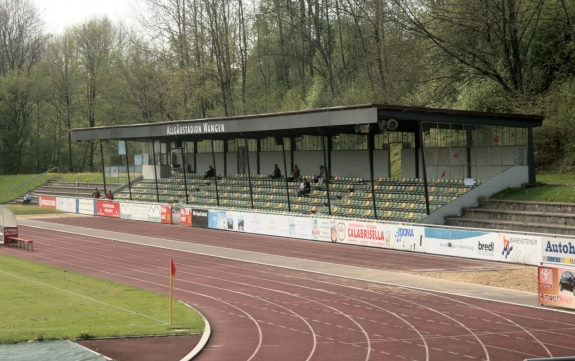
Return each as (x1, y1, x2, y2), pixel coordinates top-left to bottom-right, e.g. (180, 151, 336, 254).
(170, 258, 176, 278)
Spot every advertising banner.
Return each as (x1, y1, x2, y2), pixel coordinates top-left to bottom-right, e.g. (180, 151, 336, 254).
(287, 216, 312, 240)
(335, 221, 389, 247)
(97, 200, 120, 218)
(78, 199, 96, 215)
(310, 217, 332, 242)
(2, 227, 18, 245)
(541, 236, 575, 266)
(38, 195, 57, 209)
(538, 265, 575, 309)
(192, 209, 209, 228)
(180, 207, 192, 226)
(208, 210, 228, 230)
(424, 228, 499, 261)
(57, 197, 78, 213)
(161, 206, 172, 224)
(499, 233, 541, 266)
(391, 225, 426, 252)
(120, 203, 162, 222)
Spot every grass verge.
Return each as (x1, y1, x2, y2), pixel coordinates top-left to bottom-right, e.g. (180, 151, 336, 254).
(4, 205, 63, 216)
(0, 174, 59, 204)
(0, 254, 203, 344)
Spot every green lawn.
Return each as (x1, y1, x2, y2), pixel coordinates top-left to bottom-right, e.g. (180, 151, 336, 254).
(0, 254, 203, 344)
(58, 172, 138, 185)
(4, 205, 63, 215)
(0, 174, 59, 204)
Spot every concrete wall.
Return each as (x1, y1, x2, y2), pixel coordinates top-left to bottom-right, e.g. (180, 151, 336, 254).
(419, 146, 526, 181)
(421, 166, 529, 225)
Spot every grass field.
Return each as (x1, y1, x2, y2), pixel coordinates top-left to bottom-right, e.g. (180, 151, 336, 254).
(0, 174, 59, 204)
(0, 254, 203, 344)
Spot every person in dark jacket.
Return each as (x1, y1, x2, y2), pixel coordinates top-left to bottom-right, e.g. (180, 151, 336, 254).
(269, 164, 281, 179)
(204, 165, 215, 179)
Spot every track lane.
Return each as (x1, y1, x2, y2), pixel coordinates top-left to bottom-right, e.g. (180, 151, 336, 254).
(2, 221, 575, 360)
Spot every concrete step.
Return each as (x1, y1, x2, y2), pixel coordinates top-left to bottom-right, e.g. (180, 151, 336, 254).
(444, 216, 575, 236)
(478, 198, 575, 213)
(457, 208, 575, 227)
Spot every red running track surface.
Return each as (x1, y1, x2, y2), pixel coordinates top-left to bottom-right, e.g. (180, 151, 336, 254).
(2, 217, 575, 361)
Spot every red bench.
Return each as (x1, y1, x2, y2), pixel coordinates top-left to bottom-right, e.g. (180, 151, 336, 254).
(7, 237, 33, 251)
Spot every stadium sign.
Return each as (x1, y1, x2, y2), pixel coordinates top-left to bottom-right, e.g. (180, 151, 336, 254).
(166, 122, 225, 135)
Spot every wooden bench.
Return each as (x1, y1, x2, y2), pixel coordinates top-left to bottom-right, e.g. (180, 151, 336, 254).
(7, 237, 33, 251)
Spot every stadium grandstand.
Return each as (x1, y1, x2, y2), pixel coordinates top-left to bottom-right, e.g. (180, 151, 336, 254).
(69, 104, 544, 224)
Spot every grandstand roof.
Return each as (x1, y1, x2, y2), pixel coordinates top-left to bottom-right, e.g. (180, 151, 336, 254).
(70, 104, 545, 142)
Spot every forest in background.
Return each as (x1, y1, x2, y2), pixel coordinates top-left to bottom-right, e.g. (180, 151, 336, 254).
(1, 0, 574, 175)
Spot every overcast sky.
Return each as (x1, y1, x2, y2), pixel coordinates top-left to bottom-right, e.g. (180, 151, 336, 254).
(37, 0, 134, 34)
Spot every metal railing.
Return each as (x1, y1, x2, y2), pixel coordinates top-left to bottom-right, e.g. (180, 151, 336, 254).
(7, 167, 60, 200)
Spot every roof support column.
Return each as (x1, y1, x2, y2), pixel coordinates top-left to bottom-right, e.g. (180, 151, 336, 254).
(290, 137, 295, 171)
(193, 141, 197, 173)
(125, 140, 132, 200)
(328, 135, 333, 174)
(256, 139, 261, 174)
(180, 142, 189, 204)
(211, 135, 220, 207)
(320, 129, 331, 216)
(152, 141, 160, 203)
(368, 133, 378, 219)
(419, 122, 430, 215)
(223, 140, 228, 177)
(99, 140, 107, 195)
(280, 136, 291, 212)
(414, 131, 420, 178)
(466, 127, 473, 179)
(244, 135, 254, 209)
(527, 127, 536, 184)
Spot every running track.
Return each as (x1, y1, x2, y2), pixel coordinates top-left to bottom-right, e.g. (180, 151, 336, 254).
(3, 216, 575, 361)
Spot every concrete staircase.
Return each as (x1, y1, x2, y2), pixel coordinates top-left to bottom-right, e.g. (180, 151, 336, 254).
(444, 198, 575, 236)
(9, 179, 107, 205)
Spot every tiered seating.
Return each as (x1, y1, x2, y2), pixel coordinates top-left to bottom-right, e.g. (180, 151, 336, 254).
(327, 177, 478, 221)
(115, 174, 480, 223)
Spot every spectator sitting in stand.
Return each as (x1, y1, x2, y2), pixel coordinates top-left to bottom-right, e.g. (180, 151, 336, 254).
(287, 165, 300, 182)
(204, 165, 215, 179)
(314, 165, 328, 185)
(22, 193, 31, 206)
(106, 190, 114, 200)
(269, 164, 281, 179)
(91, 188, 101, 198)
(296, 178, 311, 197)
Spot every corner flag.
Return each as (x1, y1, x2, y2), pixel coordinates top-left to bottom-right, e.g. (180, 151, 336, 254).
(169, 258, 176, 324)
(170, 258, 176, 277)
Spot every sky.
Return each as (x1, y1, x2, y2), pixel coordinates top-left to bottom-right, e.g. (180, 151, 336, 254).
(37, 0, 135, 34)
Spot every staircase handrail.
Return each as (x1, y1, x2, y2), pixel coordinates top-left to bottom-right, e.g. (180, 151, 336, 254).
(7, 167, 60, 199)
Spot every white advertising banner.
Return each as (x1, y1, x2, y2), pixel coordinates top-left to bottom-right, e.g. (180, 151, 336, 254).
(310, 217, 333, 242)
(234, 212, 290, 237)
(335, 221, 389, 247)
(499, 233, 541, 266)
(120, 202, 162, 223)
(541, 236, 575, 266)
(390, 225, 426, 252)
(288, 216, 312, 240)
(424, 228, 499, 261)
(78, 199, 96, 215)
(57, 197, 78, 213)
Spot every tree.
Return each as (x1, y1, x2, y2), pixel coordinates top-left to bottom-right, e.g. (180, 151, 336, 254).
(73, 17, 116, 171)
(0, 0, 47, 174)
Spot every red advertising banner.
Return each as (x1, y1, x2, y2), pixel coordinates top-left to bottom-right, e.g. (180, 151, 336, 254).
(96, 201, 120, 218)
(180, 207, 192, 226)
(38, 195, 57, 209)
(538, 265, 575, 309)
(3, 227, 18, 245)
(161, 206, 172, 224)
